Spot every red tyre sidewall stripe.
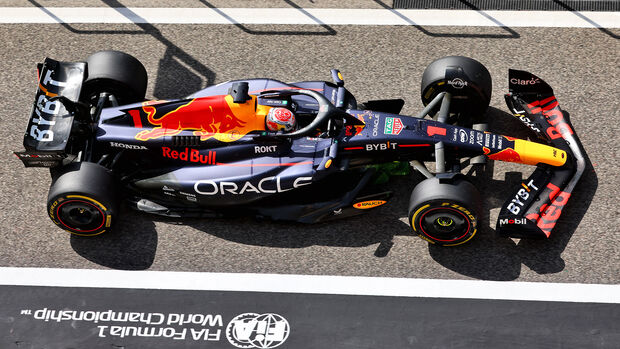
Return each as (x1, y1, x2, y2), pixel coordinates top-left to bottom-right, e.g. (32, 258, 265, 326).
(56, 199, 105, 233)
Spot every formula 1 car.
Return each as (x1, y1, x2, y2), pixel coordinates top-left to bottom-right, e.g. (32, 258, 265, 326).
(14, 51, 586, 246)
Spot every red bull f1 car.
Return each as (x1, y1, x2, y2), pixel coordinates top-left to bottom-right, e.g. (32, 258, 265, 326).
(14, 51, 586, 246)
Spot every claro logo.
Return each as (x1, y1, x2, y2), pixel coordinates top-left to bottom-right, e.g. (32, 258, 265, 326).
(510, 77, 540, 85)
(194, 177, 312, 195)
(226, 313, 290, 348)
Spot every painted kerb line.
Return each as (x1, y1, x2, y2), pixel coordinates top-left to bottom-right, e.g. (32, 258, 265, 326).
(0, 7, 618, 28)
(1, 267, 619, 304)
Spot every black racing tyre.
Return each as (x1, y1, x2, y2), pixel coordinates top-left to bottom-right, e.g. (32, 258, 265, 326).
(420, 56, 492, 121)
(47, 162, 119, 236)
(408, 177, 481, 246)
(80, 50, 147, 106)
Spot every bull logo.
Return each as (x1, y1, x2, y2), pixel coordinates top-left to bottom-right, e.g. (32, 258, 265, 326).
(135, 95, 248, 142)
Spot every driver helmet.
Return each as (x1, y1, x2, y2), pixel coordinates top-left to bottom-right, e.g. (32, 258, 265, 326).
(265, 107, 297, 132)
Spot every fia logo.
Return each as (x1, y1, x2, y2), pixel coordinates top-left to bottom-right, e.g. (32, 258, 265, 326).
(226, 313, 290, 348)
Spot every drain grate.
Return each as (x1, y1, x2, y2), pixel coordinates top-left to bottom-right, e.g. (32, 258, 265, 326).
(392, 0, 620, 11)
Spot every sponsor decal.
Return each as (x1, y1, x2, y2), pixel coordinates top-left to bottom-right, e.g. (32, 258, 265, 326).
(447, 78, 467, 89)
(15, 153, 59, 159)
(179, 191, 198, 202)
(527, 97, 574, 140)
(526, 182, 571, 237)
(372, 115, 379, 136)
(32, 66, 75, 143)
(162, 186, 174, 192)
(135, 95, 257, 142)
(365, 142, 397, 151)
(226, 313, 290, 349)
(510, 77, 540, 85)
(459, 129, 468, 143)
(506, 179, 539, 215)
(469, 130, 475, 144)
(254, 145, 278, 154)
(384, 117, 404, 135)
(110, 142, 148, 150)
(499, 218, 528, 226)
(20, 307, 226, 342)
(476, 132, 483, 146)
(516, 114, 541, 132)
(353, 200, 387, 209)
(162, 147, 216, 164)
(194, 176, 312, 195)
(18, 307, 289, 346)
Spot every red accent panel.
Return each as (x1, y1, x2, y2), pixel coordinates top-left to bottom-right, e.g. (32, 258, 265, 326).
(344, 147, 364, 150)
(215, 161, 313, 167)
(427, 126, 447, 137)
(398, 144, 431, 147)
(540, 96, 556, 105)
(128, 109, 142, 128)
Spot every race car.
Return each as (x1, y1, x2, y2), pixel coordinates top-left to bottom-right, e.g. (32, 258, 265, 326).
(14, 51, 586, 246)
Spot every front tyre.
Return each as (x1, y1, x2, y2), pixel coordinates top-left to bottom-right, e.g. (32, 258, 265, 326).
(420, 56, 492, 124)
(408, 177, 480, 246)
(47, 162, 118, 236)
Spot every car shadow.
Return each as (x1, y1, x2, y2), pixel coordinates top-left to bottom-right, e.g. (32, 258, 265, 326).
(179, 173, 418, 256)
(198, 0, 337, 36)
(374, 0, 520, 39)
(69, 204, 158, 270)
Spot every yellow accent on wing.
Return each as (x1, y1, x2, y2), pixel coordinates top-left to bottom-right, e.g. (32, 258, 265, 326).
(514, 139, 567, 167)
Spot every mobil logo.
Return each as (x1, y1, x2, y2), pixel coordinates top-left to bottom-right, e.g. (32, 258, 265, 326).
(134, 95, 247, 142)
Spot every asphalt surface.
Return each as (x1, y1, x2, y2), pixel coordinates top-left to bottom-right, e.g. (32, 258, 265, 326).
(0, 6, 618, 283)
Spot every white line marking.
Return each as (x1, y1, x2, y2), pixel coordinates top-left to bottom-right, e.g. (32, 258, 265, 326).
(1, 267, 619, 304)
(0, 7, 618, 28)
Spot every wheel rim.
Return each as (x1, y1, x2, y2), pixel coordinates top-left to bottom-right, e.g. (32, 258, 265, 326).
(56, 199, 105, 233)
(419, 207, 471, 242)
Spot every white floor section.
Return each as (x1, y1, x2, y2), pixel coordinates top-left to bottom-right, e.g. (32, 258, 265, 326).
(1, 267, 619, 304)
(0, 7, 618, 28)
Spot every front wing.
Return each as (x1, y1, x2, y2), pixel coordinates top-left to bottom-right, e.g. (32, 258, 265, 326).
(496, 70, 586, 238)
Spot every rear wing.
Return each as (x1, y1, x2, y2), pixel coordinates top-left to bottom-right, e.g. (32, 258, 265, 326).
(496, 70, 586, 238)
(14, 58, 85, 167)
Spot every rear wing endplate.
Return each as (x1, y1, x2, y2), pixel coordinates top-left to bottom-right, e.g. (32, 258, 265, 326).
(14, 58, 85, 167)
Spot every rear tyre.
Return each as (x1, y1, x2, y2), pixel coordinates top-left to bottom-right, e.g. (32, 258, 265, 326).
(408, 177, 481, 246)
(80, 50, 148, 106)
(47, 162, 119, 236)
(420, 56, 492, 124)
